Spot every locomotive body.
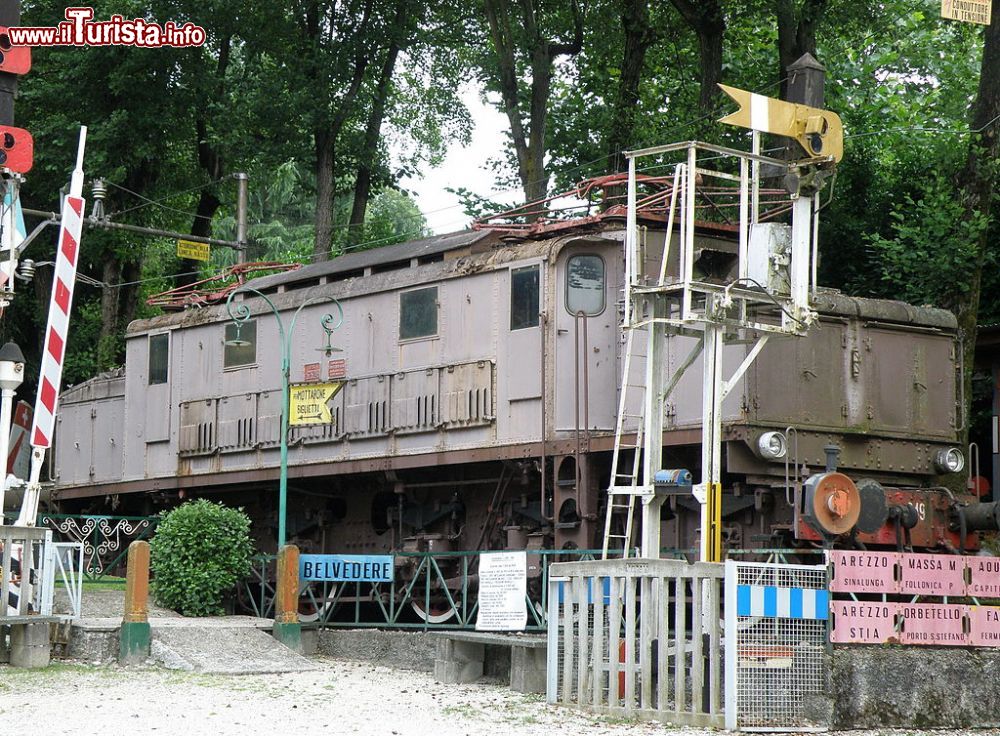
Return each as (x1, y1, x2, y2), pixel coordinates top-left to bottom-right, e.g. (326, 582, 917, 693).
(50, 219, 976, 559)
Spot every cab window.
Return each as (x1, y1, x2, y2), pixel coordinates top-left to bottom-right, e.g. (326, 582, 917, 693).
(566, 254, 605, 315)
(510, 266, 540, 330)
(148, 333, 169, 385)
(400, 286, 438, 340)
(224, 320, 257, 368)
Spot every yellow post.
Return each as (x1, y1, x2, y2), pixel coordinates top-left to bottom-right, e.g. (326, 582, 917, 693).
(120, 540, 151, 663)
(273, 544, 302, 651)
(707, 483, 723, 563)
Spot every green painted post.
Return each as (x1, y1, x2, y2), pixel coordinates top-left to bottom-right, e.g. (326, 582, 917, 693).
(272, 544, 302, 651)
(278, 350, 290, 548)
(224, 288, 342, 551)
(120, 540, 151, 664)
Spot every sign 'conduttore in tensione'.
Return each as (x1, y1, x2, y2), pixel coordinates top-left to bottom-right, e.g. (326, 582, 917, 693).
(299, 554, 394, 582)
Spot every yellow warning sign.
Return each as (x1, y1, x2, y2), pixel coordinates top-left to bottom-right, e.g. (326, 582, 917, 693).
(176, 238, 210, 262)
(941, 0, 991, 24)
(289, 382, 343, 426)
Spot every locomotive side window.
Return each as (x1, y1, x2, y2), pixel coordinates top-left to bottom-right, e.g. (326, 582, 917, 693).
(148, 333, 169, 385)
(399, 286, 438, 340)
(224, 320, 257, 368)
(566, 254, 605, 315)
(510, 265, 540, 330)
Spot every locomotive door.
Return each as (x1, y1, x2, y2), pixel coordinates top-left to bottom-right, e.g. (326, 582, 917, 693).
(501, 260, 545, 441)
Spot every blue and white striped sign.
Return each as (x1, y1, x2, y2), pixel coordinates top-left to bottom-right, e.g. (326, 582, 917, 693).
(736, 584, 828, 620)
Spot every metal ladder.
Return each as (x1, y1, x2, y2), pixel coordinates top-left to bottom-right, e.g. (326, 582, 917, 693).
(601, 318, 646, 559)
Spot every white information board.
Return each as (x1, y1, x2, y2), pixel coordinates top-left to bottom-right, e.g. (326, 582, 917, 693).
(476, 551, 527, 631)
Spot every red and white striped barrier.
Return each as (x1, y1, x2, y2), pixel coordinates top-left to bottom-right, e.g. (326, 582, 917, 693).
(16, 127, 86, 527)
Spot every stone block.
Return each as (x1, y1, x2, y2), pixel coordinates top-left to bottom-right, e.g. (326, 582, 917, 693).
(510, 645, 547, 693)
(434, 638, 485, 683)
(10, 623, 50, 669)
(434, 657, 484, 684)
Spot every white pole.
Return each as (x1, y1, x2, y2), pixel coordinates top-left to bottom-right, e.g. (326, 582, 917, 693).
(0, 387, 13, 523)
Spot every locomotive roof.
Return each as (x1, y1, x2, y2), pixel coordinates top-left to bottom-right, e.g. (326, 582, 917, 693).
(246, 229, 497, 292)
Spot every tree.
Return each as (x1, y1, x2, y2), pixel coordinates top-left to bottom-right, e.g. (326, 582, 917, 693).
(775, 0, 827, 98)
(953, 13, 1000, 427)
(669, 0, 725, 109)
(480, 0, 585, 205)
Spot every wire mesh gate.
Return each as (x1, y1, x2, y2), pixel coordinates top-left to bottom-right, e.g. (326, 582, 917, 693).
(724, 560, 829, 731)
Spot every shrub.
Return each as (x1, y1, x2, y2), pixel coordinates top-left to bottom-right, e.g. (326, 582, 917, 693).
(150, 499, 254, 617)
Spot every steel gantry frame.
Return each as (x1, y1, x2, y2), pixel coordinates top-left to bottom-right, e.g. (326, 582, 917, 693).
(603, 138, 823, 562)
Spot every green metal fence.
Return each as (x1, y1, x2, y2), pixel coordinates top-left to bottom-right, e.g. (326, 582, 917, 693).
(241, 548, 686, 630)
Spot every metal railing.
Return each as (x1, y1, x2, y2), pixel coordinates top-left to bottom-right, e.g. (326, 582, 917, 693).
(240, 548, 668, 630)
(37, 514, 158, 581)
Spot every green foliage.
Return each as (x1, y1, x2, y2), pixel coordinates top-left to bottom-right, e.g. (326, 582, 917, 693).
(866, 174, 990, 311)
(150, 500, 254, 617)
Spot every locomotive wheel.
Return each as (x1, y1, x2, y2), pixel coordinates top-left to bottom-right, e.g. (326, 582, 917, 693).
(410, 598, 458, 624)
(299, 584, 339, 624)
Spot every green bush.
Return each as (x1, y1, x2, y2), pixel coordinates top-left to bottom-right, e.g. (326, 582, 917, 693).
(150, 499, 254, 617)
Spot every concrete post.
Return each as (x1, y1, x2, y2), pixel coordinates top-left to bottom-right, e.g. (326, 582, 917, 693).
(272, 544, 302, 651)
(119, 540, 151, 664)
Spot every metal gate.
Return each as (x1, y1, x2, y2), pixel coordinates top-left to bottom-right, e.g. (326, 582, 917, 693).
(724, 560, 829, 731)
(547, 558, 725, 728)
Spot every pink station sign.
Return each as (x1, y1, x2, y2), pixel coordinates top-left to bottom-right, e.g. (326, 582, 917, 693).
(828, 550, 1000, 647)
(968, 557, 1000, 598)
(898, 603, 969, 646)
(969, 606, 1000, 646)
(898, 553, 966, 597)
(828, 550, 897, 594)
(830, 600, 897, 644)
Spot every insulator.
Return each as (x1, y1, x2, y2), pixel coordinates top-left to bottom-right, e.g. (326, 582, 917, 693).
(91, 178, 107, 201)
(15, 258, 34, 282)
(90, 178, 107, 220)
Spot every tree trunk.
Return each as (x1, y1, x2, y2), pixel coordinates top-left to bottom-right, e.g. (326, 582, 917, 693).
(775, 0, 827, 99)
(306, 1, 373, 260)
(606, 0, 653, 174)
(955, 14, 1000, 432)
(348, 13, 405, 242)
(671, 0, 725, 110)
(97, 255, 121, 368)
(177, 36, 230, 285)
(313, 127, 336, 261)
(483, 0, 583, 209)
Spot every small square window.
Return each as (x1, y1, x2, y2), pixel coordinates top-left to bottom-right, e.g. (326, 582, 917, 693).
(510, 266, 540, 330)
(400, 287, 438, 340)
(224, 320, 257, 368)
(148, 333, 168, 385)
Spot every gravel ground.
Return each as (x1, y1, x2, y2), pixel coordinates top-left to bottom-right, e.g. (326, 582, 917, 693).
(0, 658, 683, 736)
(2, 658, 999, 736)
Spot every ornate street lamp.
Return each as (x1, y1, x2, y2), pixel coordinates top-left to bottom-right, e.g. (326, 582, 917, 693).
(0, 341, 24, 524)
(225, 289, 343, 548)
